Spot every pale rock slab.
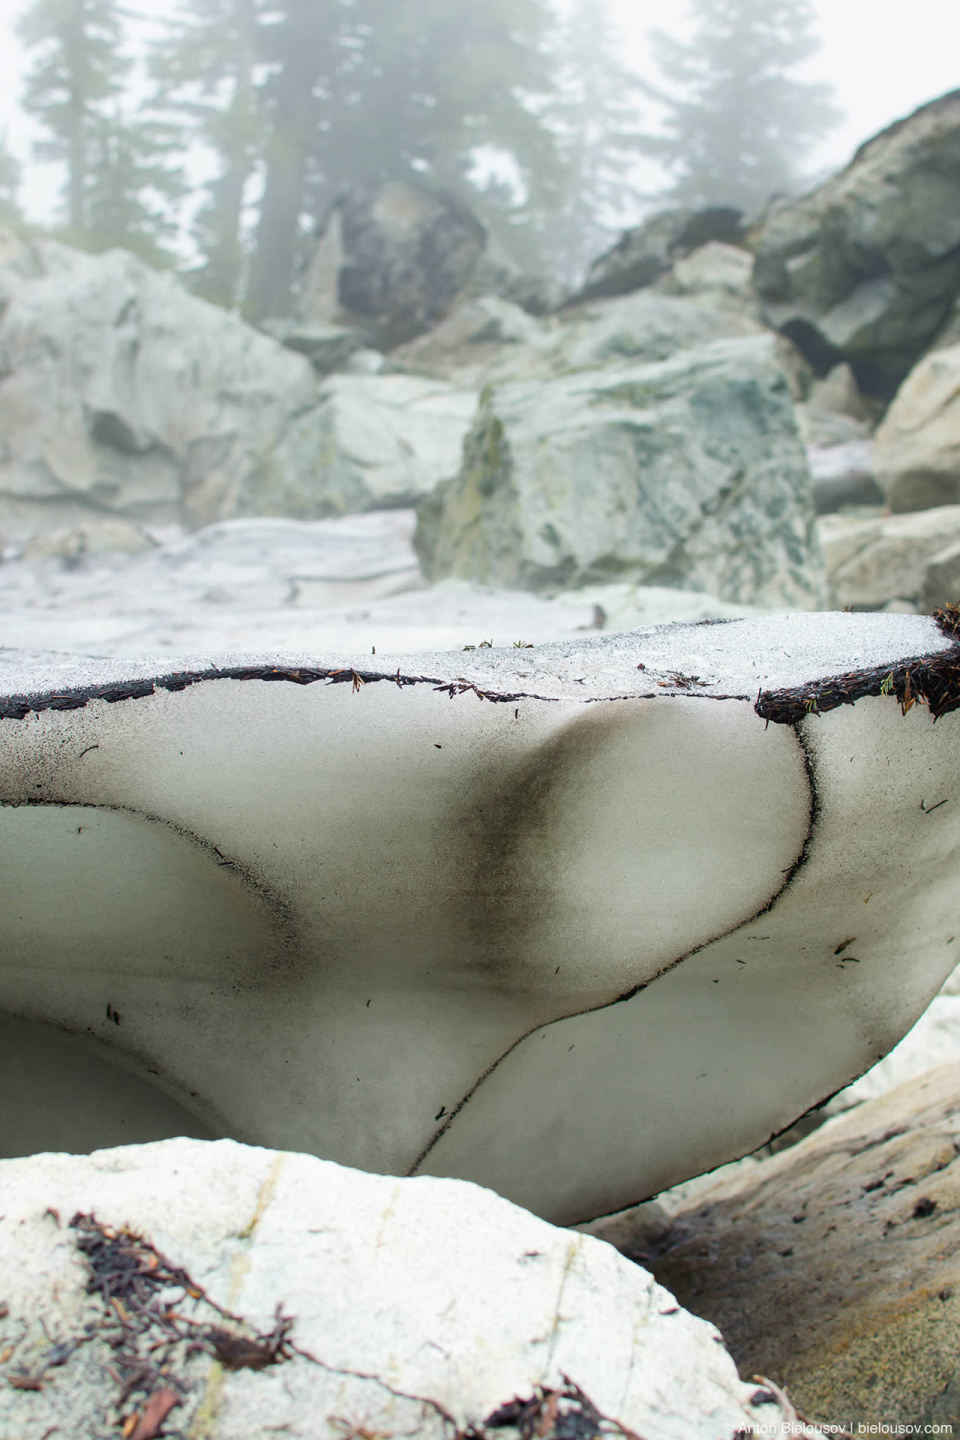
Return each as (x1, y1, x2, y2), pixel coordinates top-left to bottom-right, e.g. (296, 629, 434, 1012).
(390, 289, 758, 390)
(0, 1138, 812, 1440)
(874, 342, 960, 512)
(0, 241, 318, 532)
(389, 296, 557, 385)
(556, 290, 761, 370)
(657, 241, 756, 316)
(236, 373, 478, 518)
(1, 614, 959, 1224)
(821, 503, 960, 609)
(400, 294, 550, 356)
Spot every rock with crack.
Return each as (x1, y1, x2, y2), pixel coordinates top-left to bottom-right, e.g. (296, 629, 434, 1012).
(2, 612, 960, 1226)
(0, 1137, 814, 1440)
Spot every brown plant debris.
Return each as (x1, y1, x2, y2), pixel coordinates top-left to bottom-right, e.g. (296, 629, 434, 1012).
(0, 661, 538, 721)
(756, 609, 960, 725)
(657, 672, 710, 690)
(127, 1386, 180, 1440)
(465, 1377, 646, 1440)
(68, 1212, 298, 1433)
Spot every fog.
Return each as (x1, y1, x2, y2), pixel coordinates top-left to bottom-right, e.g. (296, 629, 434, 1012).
(0, 0, 957, 236)
(605, 0, 960, 173)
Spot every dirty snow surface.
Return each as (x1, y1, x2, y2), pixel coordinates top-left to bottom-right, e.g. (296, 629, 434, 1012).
(0, 510, 947, 702)
(0, 509, 762, 662)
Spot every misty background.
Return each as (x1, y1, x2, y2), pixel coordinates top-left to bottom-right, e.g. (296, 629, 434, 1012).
(0, 0, 956, 320)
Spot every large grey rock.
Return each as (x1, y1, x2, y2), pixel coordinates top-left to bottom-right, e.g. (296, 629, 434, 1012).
(298, 181, 487, 348)
(0, 1137, 809, 1440)
(570, 207, 745, 305)
(0, 241, 318, 533)
(2, 613, 960, 1223)
(415, 334, 825, 607)
(874, 342, 960, 512)
(753, 89, 960, 398)
(238, 372, 477, 518)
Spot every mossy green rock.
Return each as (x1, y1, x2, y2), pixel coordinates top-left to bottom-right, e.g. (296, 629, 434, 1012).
(414, 334, 824, 608)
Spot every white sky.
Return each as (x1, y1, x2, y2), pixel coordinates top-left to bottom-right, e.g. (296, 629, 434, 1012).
(606, 0, 960, 176)
(0, 0, 958, 225)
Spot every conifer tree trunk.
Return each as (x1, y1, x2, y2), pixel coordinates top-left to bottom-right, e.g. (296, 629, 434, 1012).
(208, 5, 256, 305)
(66, 2, 89, 229)
(244, 19, 325, 321)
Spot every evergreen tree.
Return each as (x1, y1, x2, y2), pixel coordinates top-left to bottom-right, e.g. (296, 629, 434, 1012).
(16, 0, 129, 232)
(17, 0, 183, 257)
(536, 0, 646, 285)
(640, 0, 841, 213)
(314, 0, 560, 198)
(244, 0, 564, 320)
(148, 0, 260, 304)
(331, 0, 566, 279)
(243, 0, 343, 321)
(83, 109, 186, 264)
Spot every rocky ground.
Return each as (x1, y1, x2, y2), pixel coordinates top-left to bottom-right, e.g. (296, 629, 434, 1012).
(589, 1060, 960, 1431)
